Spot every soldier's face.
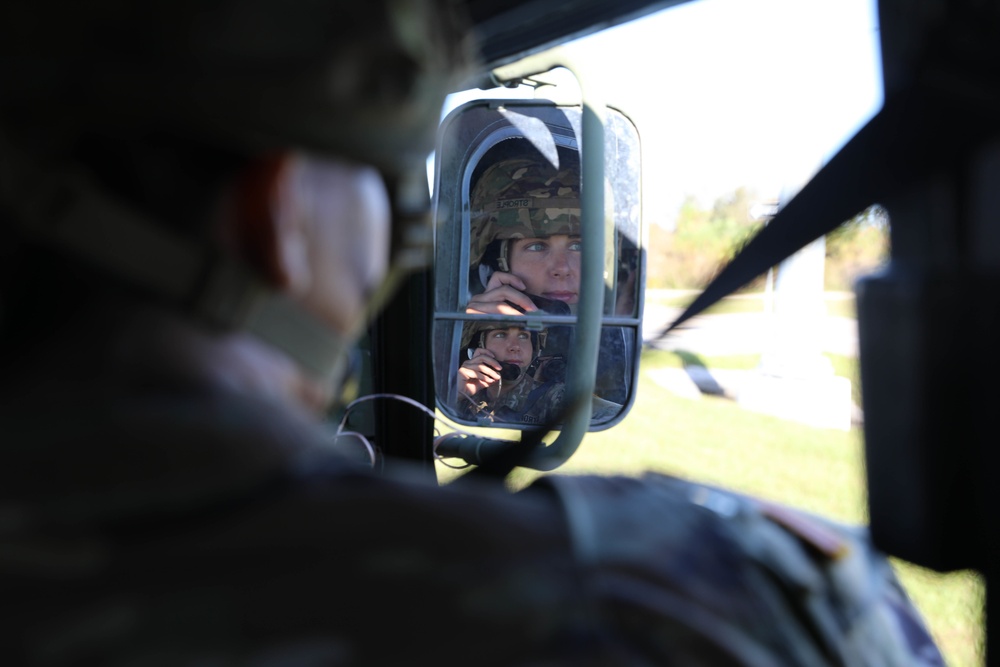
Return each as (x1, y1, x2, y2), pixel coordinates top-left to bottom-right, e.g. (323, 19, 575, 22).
(508, 234, 581, 304)
(483, 327, 533, 368)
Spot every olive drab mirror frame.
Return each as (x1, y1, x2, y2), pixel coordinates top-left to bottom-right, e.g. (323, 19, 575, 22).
(432, 100, 643, 431)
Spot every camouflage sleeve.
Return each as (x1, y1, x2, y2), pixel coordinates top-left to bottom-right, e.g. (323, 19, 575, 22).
(530, 472, 945, 667)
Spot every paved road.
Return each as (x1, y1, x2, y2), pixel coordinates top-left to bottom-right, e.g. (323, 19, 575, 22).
(641, 306, 861, 430)
(638, 293, 861, 430)
(642, 307, 859, 358)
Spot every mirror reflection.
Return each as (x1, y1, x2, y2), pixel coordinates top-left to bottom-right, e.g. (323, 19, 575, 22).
(466, 153, 584, 316)
(433, 101, 642, 429)
(457, 320, 623, 426)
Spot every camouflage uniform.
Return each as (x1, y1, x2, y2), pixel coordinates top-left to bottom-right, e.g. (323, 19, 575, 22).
(542, 323, 632, 406)
(0, 387, 943, 665)
(461, 370, 563, 424)
(460, 367, 622, 425)
(535, 473, 947, 667)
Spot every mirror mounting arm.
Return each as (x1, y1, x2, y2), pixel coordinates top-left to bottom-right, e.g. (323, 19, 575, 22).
(434, 433, 526, 466)
(473, 49, 606, 472)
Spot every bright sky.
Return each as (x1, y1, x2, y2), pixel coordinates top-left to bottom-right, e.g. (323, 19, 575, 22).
(444, 0, 883, 226)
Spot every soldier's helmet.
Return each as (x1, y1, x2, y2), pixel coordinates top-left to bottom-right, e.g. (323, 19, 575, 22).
(461, 321, 547, 360)
(0, 0, 474, 382)
(0, 0, 473, 182)
(469, 156, 581, 274)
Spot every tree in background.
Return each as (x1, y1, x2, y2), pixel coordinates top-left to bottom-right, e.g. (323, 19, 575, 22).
(648, 190, 889, 292)
(648, 187, 762, 289)
(824, 204, 890, 291)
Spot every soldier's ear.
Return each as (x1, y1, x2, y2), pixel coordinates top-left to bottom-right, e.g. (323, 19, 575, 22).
(226, 152, 311, 293)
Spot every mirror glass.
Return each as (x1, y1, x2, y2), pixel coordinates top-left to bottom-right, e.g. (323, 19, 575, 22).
(432, 100, 642, 430)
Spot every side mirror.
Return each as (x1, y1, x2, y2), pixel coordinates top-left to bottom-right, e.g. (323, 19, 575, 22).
(432, 98, 643, 434)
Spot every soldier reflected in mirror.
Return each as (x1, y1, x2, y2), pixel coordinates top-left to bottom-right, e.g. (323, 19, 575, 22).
(466, 154, 583, 316)
(457, 321, 620, 425)
(465, 148, 634, 406)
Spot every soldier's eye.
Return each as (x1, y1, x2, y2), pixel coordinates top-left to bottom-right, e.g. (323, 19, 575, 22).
(523, 242, 547, 252)
(518, 332, 530, 340)
(568, 239, 582, 252)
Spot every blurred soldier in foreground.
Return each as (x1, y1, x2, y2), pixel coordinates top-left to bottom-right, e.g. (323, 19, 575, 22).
(0, 1, 943, 664)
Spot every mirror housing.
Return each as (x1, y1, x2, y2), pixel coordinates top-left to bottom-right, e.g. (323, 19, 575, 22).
(432, 98, 643, 443)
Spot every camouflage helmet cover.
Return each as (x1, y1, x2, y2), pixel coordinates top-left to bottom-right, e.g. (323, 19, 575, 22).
(460, 321, 547, 356)
(469, 157, 581, 267)
(0, 0, 474, 177)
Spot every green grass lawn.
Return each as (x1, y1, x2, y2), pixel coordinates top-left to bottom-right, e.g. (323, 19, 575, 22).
(437, 347, 985, 666)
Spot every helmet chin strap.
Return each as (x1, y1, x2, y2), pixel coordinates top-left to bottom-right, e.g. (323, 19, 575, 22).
(12, 169, 349, 383)
(497, 239, 511, 273)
